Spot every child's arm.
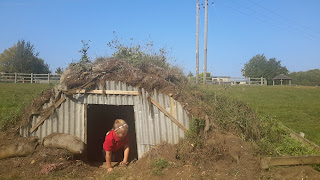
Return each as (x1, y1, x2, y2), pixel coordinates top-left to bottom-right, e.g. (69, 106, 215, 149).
(105, 151, 113, 173)
(120, 144, 129, 165)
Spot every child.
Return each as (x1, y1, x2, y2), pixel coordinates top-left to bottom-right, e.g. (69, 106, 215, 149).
(103, 119, 130, 173)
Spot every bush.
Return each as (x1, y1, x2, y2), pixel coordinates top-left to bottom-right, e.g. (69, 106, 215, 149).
(107, 32, 172, 69)
(185, 117, 205, 148)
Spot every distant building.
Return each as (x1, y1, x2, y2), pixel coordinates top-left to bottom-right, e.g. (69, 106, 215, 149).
(211, 76, 231, 85)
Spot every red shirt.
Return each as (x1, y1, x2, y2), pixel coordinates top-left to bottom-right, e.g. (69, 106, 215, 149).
(103, 130, 129, 152)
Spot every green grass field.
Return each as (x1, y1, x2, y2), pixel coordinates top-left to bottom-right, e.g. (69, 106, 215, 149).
(0, 83, 52, 130)
(210, 85, 320, 145)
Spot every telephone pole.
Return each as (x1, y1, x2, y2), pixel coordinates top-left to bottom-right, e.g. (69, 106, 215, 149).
(203, 0, 208, 85)
(196, 0, 200, 84)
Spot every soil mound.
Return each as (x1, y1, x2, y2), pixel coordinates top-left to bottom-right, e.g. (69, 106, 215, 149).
(127, 132, 261, 179)
(1, 58, 320, 179)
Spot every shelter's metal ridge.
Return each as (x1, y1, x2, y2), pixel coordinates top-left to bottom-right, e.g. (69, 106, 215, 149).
(20, 81, 190, 158)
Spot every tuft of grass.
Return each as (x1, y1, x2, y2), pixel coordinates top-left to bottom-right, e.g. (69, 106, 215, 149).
(102, 170, 125, 180)
(150, 158, 170, 176)
(0, 83, 52, 131)
(185, 117, 205, 148)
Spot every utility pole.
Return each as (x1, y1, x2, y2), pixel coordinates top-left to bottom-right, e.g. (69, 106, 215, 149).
(203, 0, 208, 85)
(196, 0, 200, 84)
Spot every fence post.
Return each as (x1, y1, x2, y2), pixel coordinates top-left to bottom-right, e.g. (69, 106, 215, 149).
(261, 77, 263, 86)
(248, 77, 251, 85)
(31, 73, 33, 84)
(14, 73, 17, 83)
(48, 73, 50, 84)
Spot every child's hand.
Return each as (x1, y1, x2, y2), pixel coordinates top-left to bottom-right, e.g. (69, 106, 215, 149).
(120, 161, 128, 165)
(107, 167, 113, 174)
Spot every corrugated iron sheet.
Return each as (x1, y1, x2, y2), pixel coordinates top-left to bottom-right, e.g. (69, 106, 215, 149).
(20, 81, 190, 158)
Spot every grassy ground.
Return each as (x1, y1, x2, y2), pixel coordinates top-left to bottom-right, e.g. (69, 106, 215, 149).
(209, 85, 320, 145)
(0, 83, 52, 130)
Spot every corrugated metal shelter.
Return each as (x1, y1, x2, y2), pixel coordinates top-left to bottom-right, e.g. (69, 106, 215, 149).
(20, 81, 190, 160)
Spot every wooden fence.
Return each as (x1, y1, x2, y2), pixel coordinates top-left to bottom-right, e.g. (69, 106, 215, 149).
(0, 72, 61, 84)
(189, 77, 267, 85)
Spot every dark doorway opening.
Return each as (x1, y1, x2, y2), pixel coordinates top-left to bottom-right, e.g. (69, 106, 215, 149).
(87, 105, 138, 162)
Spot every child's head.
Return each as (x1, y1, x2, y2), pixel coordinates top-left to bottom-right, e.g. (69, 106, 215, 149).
(113, 119, 128, 140)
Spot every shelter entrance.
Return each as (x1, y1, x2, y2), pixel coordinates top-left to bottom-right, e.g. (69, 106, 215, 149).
(87, 105, 138, 162)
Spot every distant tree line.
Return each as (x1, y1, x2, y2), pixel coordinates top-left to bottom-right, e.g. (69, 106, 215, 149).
(289, 69, 320, 86)
(0, 40, 50, 74)
(242, 54, 320, 86)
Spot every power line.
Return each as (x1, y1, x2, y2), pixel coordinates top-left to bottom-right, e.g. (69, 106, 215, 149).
(245, 0, 320, 37)
(215, 0, 318, 40)
(226, 0, 317, 39)
(215, 0, 289, 32)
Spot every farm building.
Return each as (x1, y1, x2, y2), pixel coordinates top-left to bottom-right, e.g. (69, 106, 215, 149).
(19, 59, 190, 162)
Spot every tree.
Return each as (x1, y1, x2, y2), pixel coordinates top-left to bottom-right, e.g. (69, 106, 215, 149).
(69, 40, 93, 73)
(289, 69, 320, 86)
(187, 71, 194, 78)
(199, 72, 211, 78)
(242, 54, 288, 84)
(0, 40, 50, 73)
(55, 67, 64, 75)
(79, 40, 91, 64)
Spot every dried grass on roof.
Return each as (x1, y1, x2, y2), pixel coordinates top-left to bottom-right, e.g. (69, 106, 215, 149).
(62, 58, 187, 94)
(18, 58, 188, 128)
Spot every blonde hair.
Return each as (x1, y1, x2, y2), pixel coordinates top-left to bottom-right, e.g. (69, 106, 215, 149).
(113, 119, 128, 134)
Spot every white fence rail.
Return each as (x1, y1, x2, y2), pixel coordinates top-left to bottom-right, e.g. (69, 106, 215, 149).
(189, 77, 267, 85)
(0, 72, 61, 84)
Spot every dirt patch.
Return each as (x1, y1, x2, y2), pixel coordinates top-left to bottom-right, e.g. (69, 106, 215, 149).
(262, 166, 320, 180)
(123, 132, 320, 180)
(1, 132, 320, 179)
(126, 132, 262, 179)
(0, 143, 95, 179)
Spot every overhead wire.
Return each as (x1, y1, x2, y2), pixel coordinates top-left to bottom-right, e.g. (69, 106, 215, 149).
(214, 0, 294, 33)
(244, 0, 320, 39)
(214, 0, 317, 40)
(225, 0, 317, 40)
(245, 0, 320, 37)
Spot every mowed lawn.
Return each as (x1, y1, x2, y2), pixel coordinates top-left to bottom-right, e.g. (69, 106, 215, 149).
(211, 85, 320, 145)
(0, 83, 52, 130)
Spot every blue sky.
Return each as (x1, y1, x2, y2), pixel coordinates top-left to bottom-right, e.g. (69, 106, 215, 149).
(0, 0, 319, 77)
